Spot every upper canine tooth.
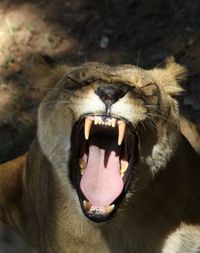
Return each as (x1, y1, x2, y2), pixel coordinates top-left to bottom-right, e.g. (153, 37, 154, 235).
(83, 200, 92, 212)
(84, 117, 93, 140)
(118, 121, 126, 145)
(105, 204, 115, 215)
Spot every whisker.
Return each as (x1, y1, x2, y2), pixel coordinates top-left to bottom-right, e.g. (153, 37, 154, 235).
(145, 118, 157, 134)
(145, 112, 169, 122)
(144, 105, 162, 114)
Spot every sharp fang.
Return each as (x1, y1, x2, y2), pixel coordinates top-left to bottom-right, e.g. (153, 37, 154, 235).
(105, 204, 115, 215)
(118, 121, 126, 145)
(84, 117, 93, 140)
(83, 200, 92, 212)
(120, 160, 129, 174)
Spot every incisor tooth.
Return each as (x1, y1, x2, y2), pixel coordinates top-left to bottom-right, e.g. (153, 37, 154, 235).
(112, 118, 117, 127)
(83, 200, 92, 212)
(84, 117, 93, 140)
(94, 116, 98, 125)
(120, 160, 129, 174)
(118, 121, 126, 145)
(105, 204, 115, 215)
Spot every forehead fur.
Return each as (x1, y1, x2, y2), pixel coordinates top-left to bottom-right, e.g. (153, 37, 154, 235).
(33, 55, 187, 96)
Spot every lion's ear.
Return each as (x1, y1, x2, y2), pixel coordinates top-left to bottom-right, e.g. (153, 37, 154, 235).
(149, 56, 187, 96)
(32, 54, 70, 93)
(0, 154, 26, 229)
(33, 54, 57, 72)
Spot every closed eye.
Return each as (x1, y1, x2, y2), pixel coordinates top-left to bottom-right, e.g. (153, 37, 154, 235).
(65, 76, 98, 90)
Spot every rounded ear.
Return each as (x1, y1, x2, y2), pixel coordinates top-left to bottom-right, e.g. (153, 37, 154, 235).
(32, 54, 57, 80)
(149, 56, 187, 96)
(33, 54, 57, 68)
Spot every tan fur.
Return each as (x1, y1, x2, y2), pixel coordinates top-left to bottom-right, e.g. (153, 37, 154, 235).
(0, 56, 200, 253)
(180, 116, 200, 155)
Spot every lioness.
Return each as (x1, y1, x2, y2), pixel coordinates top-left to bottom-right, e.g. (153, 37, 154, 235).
(0, 56, 200, 253)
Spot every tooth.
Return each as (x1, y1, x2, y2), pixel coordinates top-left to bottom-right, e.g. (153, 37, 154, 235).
(83, 200, 92, 212)
(84, 117, 93, 140)
(118, 121, 126, 145)
(105, 204, 115, 214)
(97, 117, 101, 125)
(79, 158, 86, 174)
(112, 118, 117, 127)
(95, 116, 99, 125)
(120, 160, 129, 174)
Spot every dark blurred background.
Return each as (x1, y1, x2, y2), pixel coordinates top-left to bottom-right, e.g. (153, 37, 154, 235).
(0, 0, 200, 251)
(0, 0, 200, 162)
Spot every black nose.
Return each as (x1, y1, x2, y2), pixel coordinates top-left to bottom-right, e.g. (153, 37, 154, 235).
(96, 85, 128, 108)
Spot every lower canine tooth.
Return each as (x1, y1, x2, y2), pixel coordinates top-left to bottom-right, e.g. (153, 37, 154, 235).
(105, 204, 115, 214)
(120, 160, 129, 174)
(83, 201, 92, 212)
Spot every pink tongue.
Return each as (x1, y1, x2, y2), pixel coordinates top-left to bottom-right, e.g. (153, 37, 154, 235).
(80, 139, 123, 207)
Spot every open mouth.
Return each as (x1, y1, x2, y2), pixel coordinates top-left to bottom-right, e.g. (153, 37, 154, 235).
(70, 115, 138, 223)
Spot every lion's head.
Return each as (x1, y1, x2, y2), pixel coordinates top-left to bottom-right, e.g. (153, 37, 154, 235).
(34, 55, 187, 223)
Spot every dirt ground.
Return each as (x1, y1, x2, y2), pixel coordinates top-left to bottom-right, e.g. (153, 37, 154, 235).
(0, 0, 200, 252)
